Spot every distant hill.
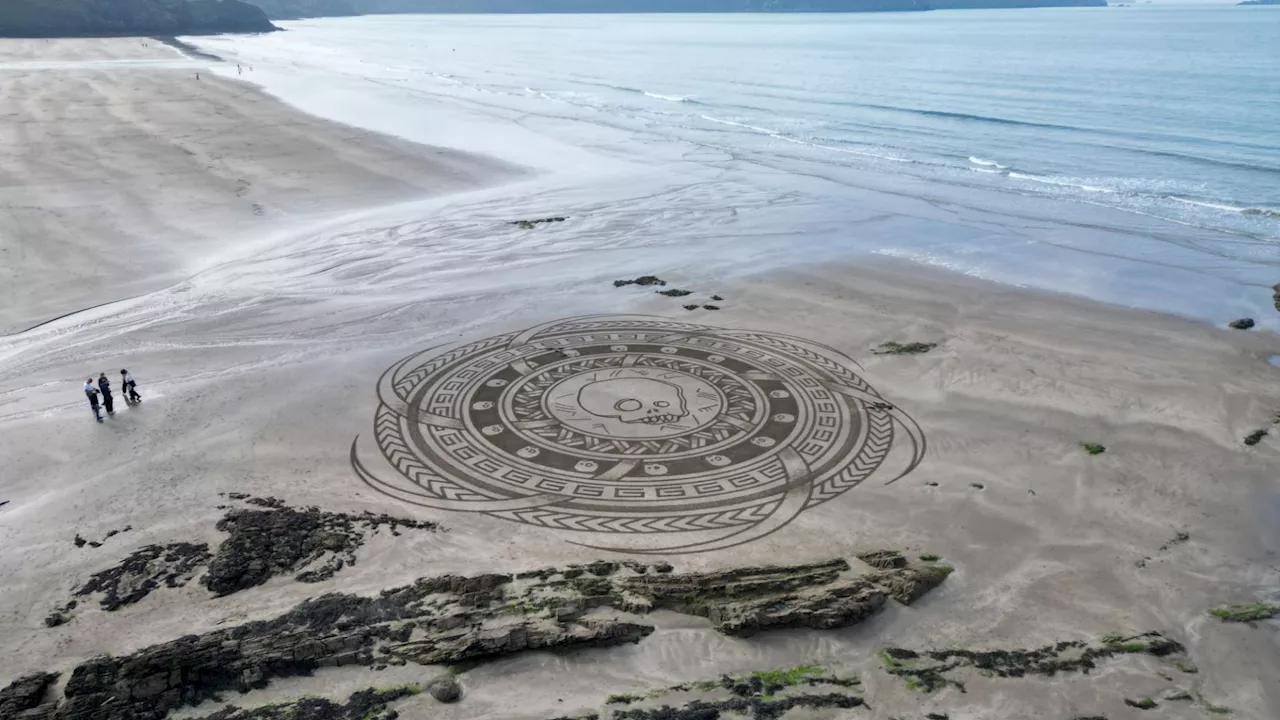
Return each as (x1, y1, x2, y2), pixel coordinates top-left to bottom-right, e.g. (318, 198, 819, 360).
(0, 0, 278, 38)
(932, 0, 1104, 7)
(248, 0, 359, 18)
(1237, 0, 1278, 5)
(247, 0, 1107, 19)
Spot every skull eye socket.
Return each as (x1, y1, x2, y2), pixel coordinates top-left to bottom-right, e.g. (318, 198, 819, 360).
(615, 398, 643, 412)
(654, 400, 670, 408)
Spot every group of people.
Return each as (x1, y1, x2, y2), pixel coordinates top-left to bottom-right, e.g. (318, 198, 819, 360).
(84, 370, 142, 423)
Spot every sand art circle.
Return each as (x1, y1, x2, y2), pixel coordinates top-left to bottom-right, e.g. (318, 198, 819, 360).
(351, 315, 925, 553)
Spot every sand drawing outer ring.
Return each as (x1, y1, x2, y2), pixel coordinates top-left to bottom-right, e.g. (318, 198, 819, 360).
(352, 315, 925, 553)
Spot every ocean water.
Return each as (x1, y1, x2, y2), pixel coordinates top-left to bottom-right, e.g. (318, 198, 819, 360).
(193, 7, 1280, 324)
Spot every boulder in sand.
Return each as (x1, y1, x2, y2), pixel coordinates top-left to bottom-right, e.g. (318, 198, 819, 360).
(428, 675, 462, 703)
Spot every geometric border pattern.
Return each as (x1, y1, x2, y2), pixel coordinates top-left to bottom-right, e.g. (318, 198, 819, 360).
(350, 315, 925, 553)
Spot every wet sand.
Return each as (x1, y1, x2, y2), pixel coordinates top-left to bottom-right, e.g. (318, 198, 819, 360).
(0, 38, 524, 335)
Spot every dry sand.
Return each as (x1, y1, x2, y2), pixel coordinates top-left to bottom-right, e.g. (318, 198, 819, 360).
(1, 38, 1279, 720)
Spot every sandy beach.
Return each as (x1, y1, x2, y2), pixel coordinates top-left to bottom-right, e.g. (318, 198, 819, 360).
(0, 38, 523, 335)
(1, 37, 1279, 720)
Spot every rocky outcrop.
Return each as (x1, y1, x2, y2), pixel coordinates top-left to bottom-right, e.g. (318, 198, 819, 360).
(618, 560, 888, 636)
(198, 686, 419, 720)
(48, 496, 442, 623)
(606, 666, 865, 720)
(879, 631, 1187, 693)
(857, 549, 908, 570)
(10, 555, 948, 719)
(0, 0, 278, 38)
(865, 564, 953, 605)
(0, 672, 59, 720)
(204, 496, 439, 595)
(1228, 318, 1255, 330)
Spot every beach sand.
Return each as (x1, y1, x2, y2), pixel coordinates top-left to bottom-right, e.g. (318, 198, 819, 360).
(0, 38, 524, 335)
(1, 38, 1279, 720)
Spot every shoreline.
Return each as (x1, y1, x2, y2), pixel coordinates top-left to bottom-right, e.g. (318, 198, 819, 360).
(185, 20, 1280, 332)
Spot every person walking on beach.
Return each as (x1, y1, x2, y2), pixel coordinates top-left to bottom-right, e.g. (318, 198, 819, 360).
(84, 379, 102, 423)
(98, 373, 115, 415)
(121, 369, 141, 404)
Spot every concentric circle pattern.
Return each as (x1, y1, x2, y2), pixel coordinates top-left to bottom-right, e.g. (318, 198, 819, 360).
(350, 315, 925, 553)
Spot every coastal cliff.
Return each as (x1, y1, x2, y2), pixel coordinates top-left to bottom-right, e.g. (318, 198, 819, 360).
(248, 0, 359, 18)
(0, 0, 278, 38)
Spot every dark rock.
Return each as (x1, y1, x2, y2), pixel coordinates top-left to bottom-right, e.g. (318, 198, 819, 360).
(0, 672, 58, 719)
(202, 497, 438, 596)
(11, 555, 936, 719)
(1228, 318, 1255, 330)
(873, 341, 937, 356)
(881, 631, 1187, 693)
(1244, 429, 1268, 446)
(614, 275, 666, 287)
(511, 217, 567, 229)
(586, 561, 618, 576)
(711, 295, 724, 301)
(702, 304, 720, 311)
(656, 289, 692, 297)
(73, 542, 212, 611)
(73, 535, 86, 548)
(865, 564, 953, 605)
(1158, 532, 1190, 551)
(427, 676, 461, 703)
(191, 685, 418, 720)
(682, 304, 699, 310)
(617, 559, 898, 637)
(612, 692, 862, 720)
(856, 550, 907, 570)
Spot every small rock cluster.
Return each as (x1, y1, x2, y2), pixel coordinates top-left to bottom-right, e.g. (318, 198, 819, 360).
(510, 217, 567, 229)
(613, 276, 725, 311)
(204, 495, 440, 596)
(72, 526, 132, 549)
(873, 341, 938, 356)
(47, 542, 213, 625)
